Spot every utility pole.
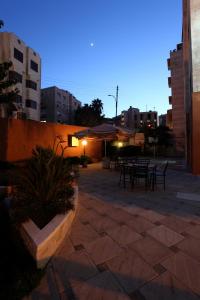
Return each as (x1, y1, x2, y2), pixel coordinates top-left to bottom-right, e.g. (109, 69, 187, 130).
(115, 85, 119, 118)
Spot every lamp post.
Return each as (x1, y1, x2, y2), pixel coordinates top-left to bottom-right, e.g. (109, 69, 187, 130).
(108, 85, 119, 119)
(148, 136, 158, 159)
(81, 139, 87, 156)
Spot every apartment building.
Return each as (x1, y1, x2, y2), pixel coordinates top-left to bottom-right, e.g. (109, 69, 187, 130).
(121, 106, 157, 130)
(41, 86, 81, 124)
(0, 32, 41, 121)
(167, 43, 185, 154)
(182, 0, 200, 174)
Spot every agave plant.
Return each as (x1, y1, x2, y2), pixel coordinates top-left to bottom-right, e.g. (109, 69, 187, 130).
(11, 142, 74, 229)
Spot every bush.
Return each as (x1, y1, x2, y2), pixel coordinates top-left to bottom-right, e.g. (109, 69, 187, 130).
(118, 145, 142, 157)
(80, 155, 92, 165)
(64, 156, 80, 165)
(11, 144, 75, 229)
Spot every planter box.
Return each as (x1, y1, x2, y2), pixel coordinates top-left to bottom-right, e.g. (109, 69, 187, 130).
(20, 186, 78, 268)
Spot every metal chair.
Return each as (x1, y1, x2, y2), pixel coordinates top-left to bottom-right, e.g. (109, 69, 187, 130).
(154, 161, 168, 190)
(118, 164, 132, 188)
(131, 164, 149, 191)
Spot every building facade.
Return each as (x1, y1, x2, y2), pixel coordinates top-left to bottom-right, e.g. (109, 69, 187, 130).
(167, 43, 185, 154)
(41, 86, 81, 124)
(0, 32, 41, 121)
(121, 106, 158, 130)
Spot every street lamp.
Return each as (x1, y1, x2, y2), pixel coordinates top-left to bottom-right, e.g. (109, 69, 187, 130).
(108, 85, 119, 119)
(81, 139, 87, 156)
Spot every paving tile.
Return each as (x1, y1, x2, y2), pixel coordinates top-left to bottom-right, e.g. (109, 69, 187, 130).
(84, 235, 122, 265)
(69, 221, 99, 247)
(27, 267, 60, 300)
(107, 248, 157, 294)
(54, 237, 74, 258)
(161, 252, 200, 295)
(139, 210, 166, 223)
(147, 225, 184, 247)
(121, 205, 145, 216)
(89, 215, 118, 233)
(140, 271, 199, 300)
(185, 225, 200, 239)
(160, 215, 192, 233)
(126, 216, 155, 234)
(177, 237, 200, 262)
(107, 225, 142, 246)
(70, 271, 131, 300)
(53, 250, 98, 293)
(109, 208, 133, 223)
(128, 236, 173, 266)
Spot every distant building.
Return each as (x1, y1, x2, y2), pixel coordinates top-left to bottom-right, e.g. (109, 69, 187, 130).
(166, 109, 173, 129)
(41, 86, 81, 124)
(167, 43, 185, 154)
(159, 114, 167, 126)
(0, 32, 41, 121)
(121, 106, 158, 129)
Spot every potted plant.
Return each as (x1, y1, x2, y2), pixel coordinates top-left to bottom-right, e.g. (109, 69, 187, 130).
(10, 137, 78, 268)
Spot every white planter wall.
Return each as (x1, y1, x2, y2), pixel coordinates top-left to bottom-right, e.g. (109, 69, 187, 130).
(20, 186, 78, 268)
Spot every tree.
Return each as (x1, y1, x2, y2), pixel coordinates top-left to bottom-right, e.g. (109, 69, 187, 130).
(0, 21, 19, 117)
(74, 99, 104, 127)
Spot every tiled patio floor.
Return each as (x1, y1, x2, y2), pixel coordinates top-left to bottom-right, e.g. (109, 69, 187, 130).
(27, 162, 200, 300)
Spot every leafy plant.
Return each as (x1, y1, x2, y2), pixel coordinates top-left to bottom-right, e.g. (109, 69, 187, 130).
(80, 155, 91, 165)
(11, 141, 75, 229)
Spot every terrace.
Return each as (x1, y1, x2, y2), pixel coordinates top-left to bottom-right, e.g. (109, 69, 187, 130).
(26, 161, 200, 300)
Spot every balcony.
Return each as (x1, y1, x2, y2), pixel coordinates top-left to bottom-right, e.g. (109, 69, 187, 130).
(168, 77, 172, 88)
(167, 58, 171, 70)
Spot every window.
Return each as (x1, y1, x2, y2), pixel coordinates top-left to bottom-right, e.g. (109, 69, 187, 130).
(148, 113, 151, 120)
(14, 48, 23, 63)
(14, 95, 22, 103)
(26, 80, 37, 90)
(9, 71, 22, 83)
(140, 114, 143, 120)
(26, 99, 37, 109)
(134, 115, 137, 121)
(68, 135, 79, 147)
(30, 60, 38, 72)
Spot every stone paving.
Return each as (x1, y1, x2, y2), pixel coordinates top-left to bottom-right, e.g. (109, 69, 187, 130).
(26, 162, 200, 300)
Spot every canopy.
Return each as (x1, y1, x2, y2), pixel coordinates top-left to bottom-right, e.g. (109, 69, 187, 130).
(75, 123, 134, 157)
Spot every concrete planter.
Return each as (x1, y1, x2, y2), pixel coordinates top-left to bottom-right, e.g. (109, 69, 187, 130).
(20, 186, 78, 268)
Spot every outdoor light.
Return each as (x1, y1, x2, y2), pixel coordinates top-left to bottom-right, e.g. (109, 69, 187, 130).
(81, 140, 87, 146)
(81, 139, 88, 156)
(117, 142, 123, 148)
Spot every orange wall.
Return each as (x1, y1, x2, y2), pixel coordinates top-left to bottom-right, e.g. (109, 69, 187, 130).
(0, 118, 102, 162)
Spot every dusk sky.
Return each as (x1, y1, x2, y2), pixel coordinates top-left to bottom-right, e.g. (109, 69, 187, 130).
(2, 0, 182, 118)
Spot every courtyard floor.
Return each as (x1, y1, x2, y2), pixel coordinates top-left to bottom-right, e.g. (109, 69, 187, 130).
(26, 162, 200, 300)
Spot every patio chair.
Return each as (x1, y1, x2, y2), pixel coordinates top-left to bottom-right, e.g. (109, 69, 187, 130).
(118, 164, 132, 188)
(136, 158, 150, 165)
(131, 164, 149, 191)
(153, 161, 168, 190)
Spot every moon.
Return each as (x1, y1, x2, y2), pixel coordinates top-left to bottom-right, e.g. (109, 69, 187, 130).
(90, 42, 94, 47)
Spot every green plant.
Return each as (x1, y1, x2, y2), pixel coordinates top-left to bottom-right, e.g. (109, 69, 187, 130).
(80, 155, 92, 165)
(11, 142, 74, 229)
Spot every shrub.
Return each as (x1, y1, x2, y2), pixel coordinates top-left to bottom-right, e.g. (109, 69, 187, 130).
(80, 155, 92, 165)
(11, 144, 74, 229)
(118, 145, 142, 157)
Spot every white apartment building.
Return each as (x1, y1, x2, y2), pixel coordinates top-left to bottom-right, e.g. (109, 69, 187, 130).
(0, 32, 41, 121)
(41, 86, 81, 124)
